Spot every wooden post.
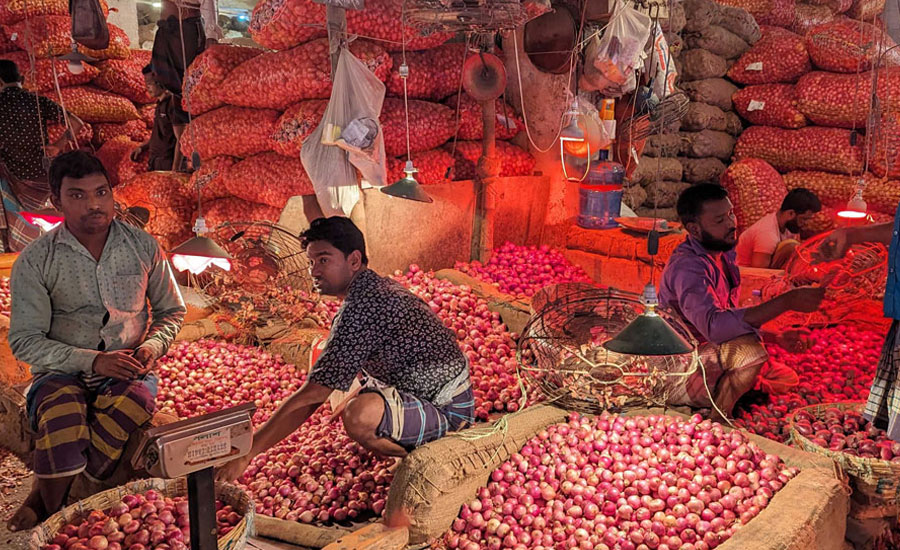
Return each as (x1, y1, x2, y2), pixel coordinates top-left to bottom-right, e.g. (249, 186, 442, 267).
(471, 48, 501, 262)
(326, 5, 347, 74)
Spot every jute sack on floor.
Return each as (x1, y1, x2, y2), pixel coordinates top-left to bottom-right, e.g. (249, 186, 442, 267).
(385, 404, 569, 545)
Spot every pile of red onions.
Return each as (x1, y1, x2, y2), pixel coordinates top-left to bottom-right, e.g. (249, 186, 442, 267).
(794, 406, 900, 460)
(40, 490, 242, 550)
(734, 325, 882, 442)
(443, 412, 798, 550)
(155, 340, 304, 424)
(454, 242, 593, 298)
(0, 275, 9, 316)
(394, 265, 524, 419)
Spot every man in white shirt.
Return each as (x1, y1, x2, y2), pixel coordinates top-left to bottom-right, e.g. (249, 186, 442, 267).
(736, 188, 821, 269)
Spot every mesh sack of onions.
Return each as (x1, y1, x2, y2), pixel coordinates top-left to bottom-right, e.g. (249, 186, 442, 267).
(115, 172, 195, 250)
(96, 136, 146, 187)
(441, 412, 799, 550)
(732, 84, 807, 128)
(870, 111, 900, 179)
(272, 100, 327, 157)
(180, 106, 279, 160)
(716, 0, 796, 27)
(48, 121, 93, 146)
(794, 70, 900, 129)
(0, 52, 98, 91)
(219, 39, 390, 111)
(385, 43, 467, 101)
(734, 125, 864, 174)
(0, 27, 16, 53)
(221, 152, 314, 209)
(7, 15, 73, 57)
(446, 94, 523, 141)
(45, 86, 140, 123)
(344, 0, 453, 52)
(79, 24, 131, 61)
(386, 150, 454, 186)
(720, 158, 787, 232)
(784, 171, 900, 214)
(727, 27, 811, 84)
(446, 141, 536, 180)
(790, 3, 838, 36)
(0, 0, 67, 24)
(93, 57, 156, 104)
(182, 44, 262, 115)
(202, 198, 281, 228)
(846, 0, 885, 19)
(805, 19, 900, 73)
(248, 0, 326, 51)
(189, 155, 237, 202)
(92, 120, 151, 147)
(382, 98, 456, 156)
(138, 104, 155, 129)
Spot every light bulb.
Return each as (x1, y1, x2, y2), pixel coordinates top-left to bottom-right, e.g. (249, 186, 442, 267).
(67, 60, 84, 75)
(837, 187, 867, 219)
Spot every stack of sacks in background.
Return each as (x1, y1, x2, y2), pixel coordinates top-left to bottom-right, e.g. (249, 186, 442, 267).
(178, 0, 536, 230)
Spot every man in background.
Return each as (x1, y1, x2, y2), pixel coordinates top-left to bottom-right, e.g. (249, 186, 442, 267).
(736, 188, 822, 269)
(131, 65, 182, 171)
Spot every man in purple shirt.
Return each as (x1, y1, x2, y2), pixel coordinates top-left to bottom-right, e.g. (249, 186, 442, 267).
(659, 184, 825, 419)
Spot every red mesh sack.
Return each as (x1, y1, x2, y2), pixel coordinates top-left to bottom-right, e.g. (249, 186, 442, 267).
(92, 120, 151, 146)
(47, 121, 93, 145)
(183, 44, 262, 115)
(796, 69, 900, 128)
(734, 126, 864, 174)
(387, 150, 454, 186)
(45, 86, 140, 123)
(189, 156, 236, 202)
(847, 0, 885, 19)
(220, 39, 391, 110)
(0, 27, 16, 53)
(345, 0, 452, 52)
(138, 104, 155, 129)
(385, 43, 466, 101)
(93, 58, 155, 104)
(446, 141, 536, 180)
(180, 106, 279, 160)
(117, 173, 194, 250)
(720, 158, 787, 231)
(79, 24, 130, 61)
(202, 198, 281, 228)
(806, 20, 900, 73)
(783, 171, 899, 213)
(791, 4, 838, 36)
(733, 84, 807, 128)
(0, 52, 99, 91)
(7, 15, 72, 57)
(445, 94, 522, 141)
(222, 152, 314, 208)
(716, 0, 796, 27)
(248, 0, 326, 51)
(727, 28, 811, 84)
(0, 0, 108, 24)
(96, 136, 147, 187)
(271, 100, 327, 157)
(870, 111, 900, 179)
(382, 98, 455, 156)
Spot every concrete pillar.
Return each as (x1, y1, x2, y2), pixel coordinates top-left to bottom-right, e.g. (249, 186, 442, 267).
(107, 0, 141, 47)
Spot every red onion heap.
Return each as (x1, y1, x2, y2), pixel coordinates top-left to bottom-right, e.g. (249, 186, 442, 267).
(0, 275, 9, 316)
(39, 489, 242, 550)
(443, 412, 798, 550)
(455, 242, 593, 298)
(794, 406, 900, 460)
(734, 325, 883, 442)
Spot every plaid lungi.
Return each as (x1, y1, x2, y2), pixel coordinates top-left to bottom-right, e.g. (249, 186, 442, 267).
(26, 373, 156, 479)
(0, 174, 49, 252)
(864, 321, 900, 441)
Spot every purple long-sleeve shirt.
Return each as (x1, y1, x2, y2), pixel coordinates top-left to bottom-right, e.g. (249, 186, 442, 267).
(658, 236, 757, 345)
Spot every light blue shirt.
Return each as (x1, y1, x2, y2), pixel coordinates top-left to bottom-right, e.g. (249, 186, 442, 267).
(885, 205, 900, 319)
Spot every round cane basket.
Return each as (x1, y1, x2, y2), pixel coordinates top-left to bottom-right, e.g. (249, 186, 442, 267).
(28, 477, 255, 550)
(788, 401, 900, 504)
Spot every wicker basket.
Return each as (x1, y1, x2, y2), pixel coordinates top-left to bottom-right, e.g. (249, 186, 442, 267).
(788, 401, 900, 504)
(28, 477, 255, 550)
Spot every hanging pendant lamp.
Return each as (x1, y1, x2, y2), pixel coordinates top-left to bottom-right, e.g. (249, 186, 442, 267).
(603, 283, 693, 356)
(381, 160, 433, 203)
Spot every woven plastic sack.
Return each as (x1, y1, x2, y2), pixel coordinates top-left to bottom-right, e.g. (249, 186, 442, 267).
(93, 58, 154, 104)
(796, 69, 900, 129)
(445, 94, 522, 141)
(272, 100, 327, 157)
(202, 198, 281, 228)
(182, 44, 262, 115)
(96, 136, 146, 187)
(225, 152, 315, 209)
(344, 0, 452, 52)
(446, 141, 536, 180)
(92, 120, 151, 146)
(847, 0, 885, 19)
(0, 52, 98, 91)
(248, 0, 326, 50)
(180, 106, 279, 160)
(727, 27, 811, 84)
(48, 121, 93, 146)
(78, 24, 129, 60)
(45, 86, 140, 123)
(302, 48, 386, 217)
(189, 156, 236, 202)
(734, 126, 864, 174)
(386, 43, 466, 101)
(387, 150, 454, 186)
(732, 84, 807, 128)
(382, 98, 455, 156)
(716, 0, 796, 27)
(806, 20, 900, 73)
(220, 38, 391, 110)
(720, 158, 787, 231)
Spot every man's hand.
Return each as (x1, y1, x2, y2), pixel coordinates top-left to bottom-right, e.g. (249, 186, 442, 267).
(216, 455, 251, 482)
(92, 350, 143, 381)
(814, 228, 851, 263)
(133, 347, 156, 375)
(782, 286, 827, 313)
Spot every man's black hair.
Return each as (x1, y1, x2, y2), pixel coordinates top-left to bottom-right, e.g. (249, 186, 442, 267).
(781, 188, 822, 215)
(48, 151, 110, 197)
(300, 217, 368, 265)
(676, 183, 730, 225)
(0, 60, 21, 85)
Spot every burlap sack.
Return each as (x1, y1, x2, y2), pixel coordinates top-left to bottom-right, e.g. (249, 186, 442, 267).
(661, 1, 687, 33)
(385, 405, 569, 544)
(683, 0, 721, 32)
(724, 111, 743, 135)
(680, 49, 728, 81)
(635, 206, 678, 220)
(627, 156, 684, 184)
(175, 317, 239, 342)
(681, 101, 730, 132)
(681, 156, 727, 182)
(642, 180, 691, 208)
(622, 183, 649, 210)
(718, 5, 762, 44)
(685, 25, 751, 59)
(265, 328, 328, 372)
(682, 78, 738, 111)
(681, 129, 736, 159)
(643, 134, 687, 157)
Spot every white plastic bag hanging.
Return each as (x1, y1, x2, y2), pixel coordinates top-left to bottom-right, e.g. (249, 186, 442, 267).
(650, 22, 677, 100)
(580, 1, 652, 97)
(302, 47, 387, 217)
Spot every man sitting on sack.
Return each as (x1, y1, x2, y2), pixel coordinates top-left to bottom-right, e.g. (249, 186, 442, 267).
(736, 188, 822, 269)
(6, 151, 186, 531)
(217, 217, 473, 481)
(660, 184, 826, 420)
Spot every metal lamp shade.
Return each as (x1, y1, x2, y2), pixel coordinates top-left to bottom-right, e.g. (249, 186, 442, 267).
(603, 310, 693, 356)
(380, 172, 433, 203)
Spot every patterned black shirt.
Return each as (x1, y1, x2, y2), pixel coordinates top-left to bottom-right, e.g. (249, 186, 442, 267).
(0, 86, 64, 182)
(309, 269, 467, 402)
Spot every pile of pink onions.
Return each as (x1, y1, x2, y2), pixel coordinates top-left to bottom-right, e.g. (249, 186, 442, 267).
(443, 412, 798, 550)
(794, 406, 900, 459)
(454, 242, 593, 298)
(394, 265, 524, 419)
(40, 490, 241, 550)
(734, 325, 882, 442)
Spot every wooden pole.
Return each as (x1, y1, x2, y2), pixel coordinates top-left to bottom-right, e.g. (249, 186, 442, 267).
(471, 47, 501, 262)
(326, 5, 347, 75)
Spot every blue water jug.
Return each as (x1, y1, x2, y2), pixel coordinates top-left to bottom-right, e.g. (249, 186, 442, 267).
(577, 150, 625, 230)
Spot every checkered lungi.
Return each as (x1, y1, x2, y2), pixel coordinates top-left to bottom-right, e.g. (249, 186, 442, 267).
(26, 373, 156, 480)
(864, 321, 900, 441)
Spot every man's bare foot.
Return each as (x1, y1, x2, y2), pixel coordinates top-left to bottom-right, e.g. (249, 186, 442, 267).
(7, 485, 46, 532)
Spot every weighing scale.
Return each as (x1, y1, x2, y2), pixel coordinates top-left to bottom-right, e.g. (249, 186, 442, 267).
(131, 403, 256, 550)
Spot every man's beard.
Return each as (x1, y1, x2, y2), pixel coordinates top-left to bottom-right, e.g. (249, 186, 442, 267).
(785, 219, 801, 234)
(699, 228, 736, 252)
